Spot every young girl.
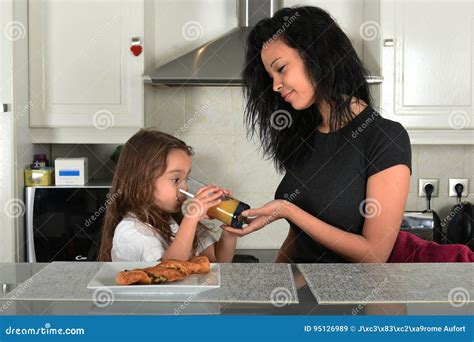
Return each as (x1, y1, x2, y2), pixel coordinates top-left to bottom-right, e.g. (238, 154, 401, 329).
(99, 129, 238, 262)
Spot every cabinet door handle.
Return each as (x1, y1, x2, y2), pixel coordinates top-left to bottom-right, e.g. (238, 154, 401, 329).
(1, 103, 9, 112)
(383, 39, 394, 47)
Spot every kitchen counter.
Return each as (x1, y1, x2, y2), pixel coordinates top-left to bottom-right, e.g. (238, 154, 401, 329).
(0, 250, 472, 316)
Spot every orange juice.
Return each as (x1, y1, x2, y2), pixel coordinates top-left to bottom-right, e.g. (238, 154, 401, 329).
(178, 177, 250, 228)
(207, 196, 250, 228)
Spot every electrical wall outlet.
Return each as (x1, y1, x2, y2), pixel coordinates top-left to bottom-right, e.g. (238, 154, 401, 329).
(418, 178, 439, 197)
(448, 178, 469, 197)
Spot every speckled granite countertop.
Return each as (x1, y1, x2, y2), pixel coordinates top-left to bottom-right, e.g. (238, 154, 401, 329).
(1, 259, 473, 315)
(3, 262, 298, 304)
(298, 263, 474, 304)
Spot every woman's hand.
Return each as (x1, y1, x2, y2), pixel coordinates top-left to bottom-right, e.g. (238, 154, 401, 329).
(182, 185, 224, 221)
(220, 200, 292, 236)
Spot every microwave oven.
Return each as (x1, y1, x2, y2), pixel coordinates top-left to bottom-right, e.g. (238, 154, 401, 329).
(25, 184, 111, 262)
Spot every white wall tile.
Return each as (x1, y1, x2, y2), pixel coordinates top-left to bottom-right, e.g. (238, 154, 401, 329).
(417, 145, 465, 196)
(183, 87, 233, 135)
(180, 134, 233, 189)
(231, 87, 246, 136)
(231, 135, 283, 193)
(405, 193, 417, 211)
(154, 87, 185, 135)
(415, 145, 464, 219)
(237, 219, 289, 249)
(464, 146, 474, 199)
(408, 145, 418, 193)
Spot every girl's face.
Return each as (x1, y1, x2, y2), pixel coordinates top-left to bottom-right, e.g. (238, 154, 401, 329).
(153, 149, 192, 213)
(261, 38, 316, 110)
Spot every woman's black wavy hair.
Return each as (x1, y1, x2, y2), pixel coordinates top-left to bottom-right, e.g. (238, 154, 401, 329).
(242, 6, 372, 173)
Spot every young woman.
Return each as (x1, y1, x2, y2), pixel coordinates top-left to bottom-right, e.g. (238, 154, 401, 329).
(223, 6, 472, 263)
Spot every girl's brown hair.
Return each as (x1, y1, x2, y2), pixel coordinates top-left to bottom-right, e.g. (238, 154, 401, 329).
(99, 129, 201, 261)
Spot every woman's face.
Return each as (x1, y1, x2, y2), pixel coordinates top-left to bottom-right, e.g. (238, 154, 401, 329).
(261, 38, 316, 110)
(153, 149, 191, 213)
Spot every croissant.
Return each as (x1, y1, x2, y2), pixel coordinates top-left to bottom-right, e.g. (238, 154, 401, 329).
(116, 255, 211, 285)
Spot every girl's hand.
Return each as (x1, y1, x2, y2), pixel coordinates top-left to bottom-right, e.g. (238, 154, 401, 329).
(209, 185, 232, 198)
(220, 200, 291, 236)
(182, 186, 223, 221)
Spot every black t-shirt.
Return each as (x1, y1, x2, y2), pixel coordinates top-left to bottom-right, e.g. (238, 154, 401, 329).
(274, 106, 412, 263)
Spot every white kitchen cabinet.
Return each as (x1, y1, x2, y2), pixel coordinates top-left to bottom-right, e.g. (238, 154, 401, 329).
(28, 0, 155, 143)
(380, 0, 474, 144)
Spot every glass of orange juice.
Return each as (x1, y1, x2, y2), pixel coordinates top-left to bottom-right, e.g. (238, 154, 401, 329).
(177, 177, 250, 228)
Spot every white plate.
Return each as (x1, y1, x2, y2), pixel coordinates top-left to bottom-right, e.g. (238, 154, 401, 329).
(87, 262, 220, 295)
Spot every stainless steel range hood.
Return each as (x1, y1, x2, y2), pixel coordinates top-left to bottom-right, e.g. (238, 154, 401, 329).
(144, 27, 253, 86)
(144, 0, 282, 86)
(144, 0, 383, 86)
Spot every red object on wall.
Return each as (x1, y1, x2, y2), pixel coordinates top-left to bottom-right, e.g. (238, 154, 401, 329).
(130, 45, 142, 56)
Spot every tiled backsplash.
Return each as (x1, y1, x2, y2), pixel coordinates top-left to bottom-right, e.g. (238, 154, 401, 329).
(408, 145, 473, 220)
(34, 87, 473, 250)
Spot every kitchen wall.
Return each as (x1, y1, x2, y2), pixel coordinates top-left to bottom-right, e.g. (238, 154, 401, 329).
(35, 0, 474, 250)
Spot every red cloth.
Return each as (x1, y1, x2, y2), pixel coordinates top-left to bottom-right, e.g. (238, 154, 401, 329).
(388, 231, 474, 263)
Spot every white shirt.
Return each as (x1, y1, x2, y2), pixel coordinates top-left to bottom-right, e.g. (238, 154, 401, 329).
(111, 214, 217, 262)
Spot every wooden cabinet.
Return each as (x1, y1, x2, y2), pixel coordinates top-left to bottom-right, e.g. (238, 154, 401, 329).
(380, 0, 474, 144)
(28, 0, 155, 143)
